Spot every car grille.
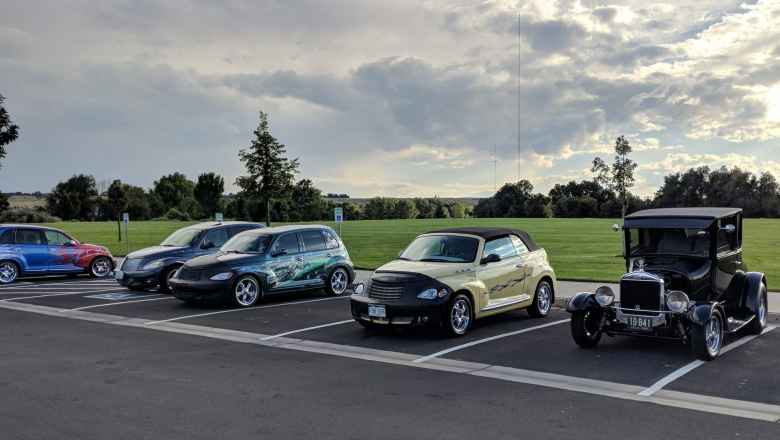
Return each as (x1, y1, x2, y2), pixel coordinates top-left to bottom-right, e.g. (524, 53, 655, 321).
(620, 278, 662, 313)
(368, 280, 405, 301)
(177, 267, 204, 281)
(122, 258, 142, 271)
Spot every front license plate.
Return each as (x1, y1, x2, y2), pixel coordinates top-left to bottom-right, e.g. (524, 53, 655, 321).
(627, 316, 653, 330)
(114, 270, 124, 280)
(368, 304, 386, 318)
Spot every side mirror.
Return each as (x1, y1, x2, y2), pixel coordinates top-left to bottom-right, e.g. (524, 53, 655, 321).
(398, 250, 404, 258)
(66, 240, 78, 247)
(272, 249, 287, 257)
(612, 224, 622, 232)
(721, 224, 736, 234)
(480, 253, 501, 265)
(201, 241, 215, 250)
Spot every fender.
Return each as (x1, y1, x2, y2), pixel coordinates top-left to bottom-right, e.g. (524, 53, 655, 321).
(566, 291, 600, 313)
(687, 302, 725, 327)
(0, 254, 26, 272)
(742, 272, 767, 315)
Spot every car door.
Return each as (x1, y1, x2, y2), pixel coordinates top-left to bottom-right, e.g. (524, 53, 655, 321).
(267, 232, 305, 290)
(15, 229, 49, 272)
(476, 236, 523, 305)
(45, 230, 80, 272)
(714, 215, 741, 300)
(509, 234, 533, 295)
(298, 229, 330, 287)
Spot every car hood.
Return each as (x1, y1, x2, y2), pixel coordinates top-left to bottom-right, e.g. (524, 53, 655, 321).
(375, 259, 474, 280)
(184, 252, 259, 269)
(126, 246, 185, 259)
(78, 243, 110, 253)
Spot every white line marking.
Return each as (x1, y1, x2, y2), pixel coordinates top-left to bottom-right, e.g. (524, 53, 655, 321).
(261, 319, 354, 341)
(413, 318, 571, 363)
(0, 285, 120, 292)
(1, 300, 779, 422)
(69, 295, 174, 311)
(639, 325, 777, 397)
(0, 289, 130, 302)
(9, 280, 118, 289)
(145, 295, 349, 325)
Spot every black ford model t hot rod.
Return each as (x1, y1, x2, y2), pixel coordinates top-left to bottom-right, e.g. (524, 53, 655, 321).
(567, 208, 769, 361)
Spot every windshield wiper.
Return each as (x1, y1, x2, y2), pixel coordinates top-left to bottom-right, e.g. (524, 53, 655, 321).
(420, 258, 451, 262)
(397, 256, 411, 261)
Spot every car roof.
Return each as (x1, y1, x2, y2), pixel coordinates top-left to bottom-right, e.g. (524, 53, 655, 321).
(189, 221, 265, 230)
(424, 227, 540, 251)
(241, 224, 332, 235)
(625, 207, 742, 220)
(0, 224, 63, 232)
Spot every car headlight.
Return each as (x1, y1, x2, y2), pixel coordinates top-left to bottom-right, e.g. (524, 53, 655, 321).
(209, 272, 234, 281)
(417, 288, 448, 300)
(353, 283, 366, 296)
(666, 290, 690, 313)
(595, 285, 615, 306)
(143, 259, 165, 270)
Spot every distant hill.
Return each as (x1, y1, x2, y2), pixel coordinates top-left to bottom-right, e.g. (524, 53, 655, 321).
(8, 195, 47, 209)
(324, 197, 482, 208)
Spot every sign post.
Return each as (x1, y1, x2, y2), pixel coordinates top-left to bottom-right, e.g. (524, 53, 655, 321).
(334, 207, 344, 237)
(122, 212, 130, 255)
(215, 212, 224, 223)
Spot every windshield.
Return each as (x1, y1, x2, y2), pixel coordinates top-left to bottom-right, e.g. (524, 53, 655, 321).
(628, 228, 710, 257)
(221, 234, 272, 254)
(400, 235, 479, 263)
(160, 227, 202, 247)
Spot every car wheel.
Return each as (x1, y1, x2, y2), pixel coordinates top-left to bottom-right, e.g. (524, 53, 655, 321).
(89, 257, 112, 278)
(325, 267, 350, 296)
(571, 310, 602, 349)
(158, 265, 180, 293)
(747, 283, 768, 335)
(527, 280, 553, 318)
(232, 275, 261, 308)
(0, 261, 19, 285)
(444, 294, 473, 337)
(691, 309, 724, 361)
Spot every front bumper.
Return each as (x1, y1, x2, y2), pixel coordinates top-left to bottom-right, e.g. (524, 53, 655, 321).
(350, 294, 448, 326)
(168, 278, 232, 302)
(116, 269, 162, 288)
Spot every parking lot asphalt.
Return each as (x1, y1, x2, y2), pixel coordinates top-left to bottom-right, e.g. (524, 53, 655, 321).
(2, 275, 780, 439)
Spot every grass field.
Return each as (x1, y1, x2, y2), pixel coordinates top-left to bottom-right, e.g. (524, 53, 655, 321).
(43, 218, 780, 282)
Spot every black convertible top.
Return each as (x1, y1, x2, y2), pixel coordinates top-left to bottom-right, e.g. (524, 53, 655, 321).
(624, 207, 742, 229)
(425, 227, 540, 251)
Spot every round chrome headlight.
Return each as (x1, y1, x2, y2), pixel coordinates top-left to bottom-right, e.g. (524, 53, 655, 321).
(353, 283, 366, 296)
(595, 286, 615, 306)
(666, 290, 690, 313)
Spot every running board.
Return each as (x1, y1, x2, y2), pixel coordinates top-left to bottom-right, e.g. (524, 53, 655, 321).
(726, 316, 754, 333)
(481, 295, 531, 312)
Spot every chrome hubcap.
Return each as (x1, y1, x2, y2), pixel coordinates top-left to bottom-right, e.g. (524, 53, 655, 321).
(583, 310, 600, 338)
(92, 258, 111, 277)
(235, 278, 259, 306)
(706, 315, 722, 356)
(0, 263, 17, 283)
(537, 284, 551, 314)
(450, 298, 471, 334)
(759, 293, 767, 327)
(330, 269, 348, 295)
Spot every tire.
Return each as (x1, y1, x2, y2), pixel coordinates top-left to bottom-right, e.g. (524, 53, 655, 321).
(691, 309, 724, 361)
(527, 280, 553, 318)
(325, 267, 350, 296)
(571, 310, 602, 349)
(89, 257, 113, 278)
(232, 275, 262, 308)
(158, 265, 181, 293)
(747, 284, 768, 335)
(444, 293, 473, 337)
(0, 261, 20, 285)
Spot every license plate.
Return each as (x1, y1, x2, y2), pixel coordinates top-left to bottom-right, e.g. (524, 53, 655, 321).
(368, 304, 386, 318)
(627, 316, 653, 330)
(114, 270, 124, 280)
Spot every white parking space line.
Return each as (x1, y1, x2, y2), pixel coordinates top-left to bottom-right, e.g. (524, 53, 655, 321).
(145, 296, 350, 326)
(69, 295, 175, 311)
(638, 325, 777, 397)
(9, 280, 118, 289)
(0, 289, 130, 302)
(413, 318, 571, 363)
(260, 319, 354, 341)
(0, 285, 121, 292)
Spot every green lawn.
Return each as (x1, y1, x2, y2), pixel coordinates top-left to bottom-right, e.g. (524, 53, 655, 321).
(45, 218, 780, 283)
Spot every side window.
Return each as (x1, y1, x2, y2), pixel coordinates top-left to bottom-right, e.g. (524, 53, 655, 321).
(16, 229, 45, 245)
(718, 216, 739, 252)
(483, 236, 518, 260)
(0, 229, 14, 245)
(323, 230, 340, 250)
(45, 230, 71, 245)
(228, 225, 256, 237)
(273, 233, 300, 255)
(301, 230, 327, 252)
(510, 235, 529, 255)
(203, 228, 229, 249)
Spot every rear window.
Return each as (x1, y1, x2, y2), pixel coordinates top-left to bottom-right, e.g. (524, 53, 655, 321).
(301, 230, 327, 252)
(0, 229, 14, 245)
(16, 229, 45, 245)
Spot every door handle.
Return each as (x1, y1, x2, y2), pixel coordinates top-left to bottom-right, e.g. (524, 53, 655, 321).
(326, 253, 334, 257)
(295, 256, 304, 262)
(515, 264, 525, 268)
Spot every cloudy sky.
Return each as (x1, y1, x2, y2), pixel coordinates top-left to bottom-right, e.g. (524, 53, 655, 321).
(1, 0, 780, 197)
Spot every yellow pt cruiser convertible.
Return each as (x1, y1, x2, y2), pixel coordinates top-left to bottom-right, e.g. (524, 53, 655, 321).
(350, 227, 558, 336)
